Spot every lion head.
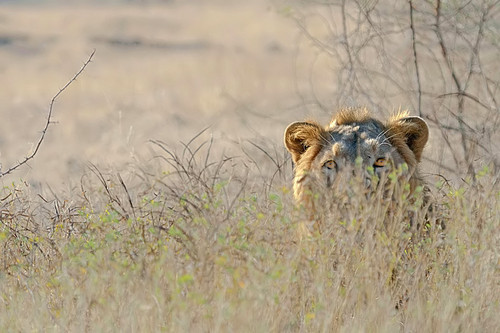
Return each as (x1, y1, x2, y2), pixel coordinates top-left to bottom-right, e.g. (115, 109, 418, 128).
(284, 108, 429, 206)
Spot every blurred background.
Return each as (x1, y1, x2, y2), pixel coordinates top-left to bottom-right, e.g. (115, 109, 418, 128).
(0, 0, 498, 190)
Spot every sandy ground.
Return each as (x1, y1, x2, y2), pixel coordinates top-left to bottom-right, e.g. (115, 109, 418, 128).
(0, 1, 497, 191)
(0, 1, 321, 190)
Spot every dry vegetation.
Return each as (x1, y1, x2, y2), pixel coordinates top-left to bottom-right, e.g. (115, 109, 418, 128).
(1, 134, 499, 331)
(0, 0, 499, 332)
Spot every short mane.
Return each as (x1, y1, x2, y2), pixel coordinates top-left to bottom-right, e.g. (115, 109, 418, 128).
(330, 107, 372, 127)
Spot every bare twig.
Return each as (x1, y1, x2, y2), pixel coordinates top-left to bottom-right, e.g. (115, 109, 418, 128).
(0, 49, 95, 178)
(437, 92, 493, 112)
(409, 0, 423, 117)
(426, 112, 461, 170)
(294, 0, 498, 181)
(434, 0, 475, 178)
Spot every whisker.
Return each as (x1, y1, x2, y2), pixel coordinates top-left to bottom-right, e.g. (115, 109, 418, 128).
(375, 128, 392, 142)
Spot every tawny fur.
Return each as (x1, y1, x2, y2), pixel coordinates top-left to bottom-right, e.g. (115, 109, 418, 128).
(284, 108, 429, 207)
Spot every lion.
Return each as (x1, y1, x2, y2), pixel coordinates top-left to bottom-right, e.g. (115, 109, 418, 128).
(284, 107, 429, 226)
(284, 107, 438, 308)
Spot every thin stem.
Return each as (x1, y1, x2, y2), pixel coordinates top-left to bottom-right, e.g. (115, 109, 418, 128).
(0, 49, 96, 178)
(409, 0, 423, 117)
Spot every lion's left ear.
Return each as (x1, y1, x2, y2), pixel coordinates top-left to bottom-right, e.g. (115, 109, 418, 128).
(284, 121, 323, 164)
(388, 116, 429, 162)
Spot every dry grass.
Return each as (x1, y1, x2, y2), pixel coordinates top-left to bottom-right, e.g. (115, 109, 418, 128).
(0, 134, 499, 331)
(0, 0, 499, 331)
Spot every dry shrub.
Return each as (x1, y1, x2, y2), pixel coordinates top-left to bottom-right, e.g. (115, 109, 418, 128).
(0, 133, 498, 331)
(286, 0, 499, 181)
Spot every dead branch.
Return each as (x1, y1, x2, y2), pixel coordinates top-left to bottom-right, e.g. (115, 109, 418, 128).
(437, 92, 494, 112)
(294, 0, 499, 180)
(0, 49, 95, 178)
(434, 0, 475, 178)
(409, 0, 423, 117)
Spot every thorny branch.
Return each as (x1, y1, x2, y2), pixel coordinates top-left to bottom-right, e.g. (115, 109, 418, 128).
(0, 49, 95, 178)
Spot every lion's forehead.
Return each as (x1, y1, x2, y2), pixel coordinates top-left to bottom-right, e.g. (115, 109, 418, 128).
(326, 122, 390, 158)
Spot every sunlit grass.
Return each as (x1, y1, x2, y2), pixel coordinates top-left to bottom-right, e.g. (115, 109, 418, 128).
(0, 138, 498, 332)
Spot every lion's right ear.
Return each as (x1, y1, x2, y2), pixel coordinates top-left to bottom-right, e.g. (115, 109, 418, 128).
(387, 115, 429, 163)
(284, 121, 323, 163)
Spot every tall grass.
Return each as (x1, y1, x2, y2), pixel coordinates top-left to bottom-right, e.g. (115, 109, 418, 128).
(0, 135, 498, 332)
(0, 1, 497, 331)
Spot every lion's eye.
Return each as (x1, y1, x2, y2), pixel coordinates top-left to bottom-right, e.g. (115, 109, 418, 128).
(323, 160, 336, 170)
(374, 158, 387, 168)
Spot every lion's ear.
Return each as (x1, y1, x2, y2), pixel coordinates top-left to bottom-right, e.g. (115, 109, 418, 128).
(388, 116, 429, 162)
(284, 121, 323, 163)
